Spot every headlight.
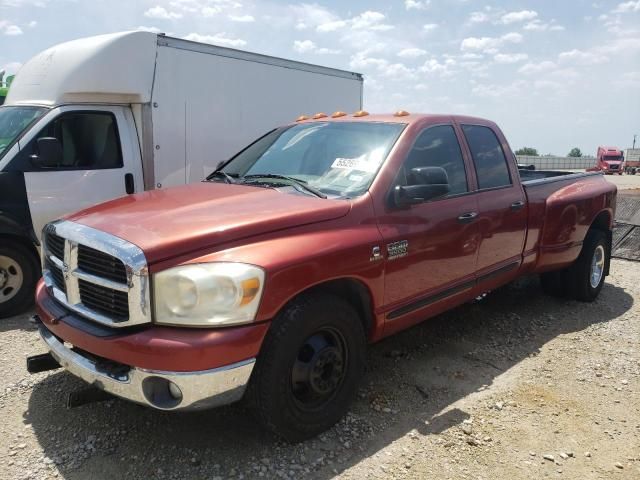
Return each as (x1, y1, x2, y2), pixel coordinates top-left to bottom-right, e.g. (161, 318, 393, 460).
(153, 262, 265, 326)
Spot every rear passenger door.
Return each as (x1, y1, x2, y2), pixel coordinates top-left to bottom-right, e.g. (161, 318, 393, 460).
(460, 124, 527, 285)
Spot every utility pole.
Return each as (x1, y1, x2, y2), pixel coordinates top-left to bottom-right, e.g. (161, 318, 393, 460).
(633, 134, 637, 149)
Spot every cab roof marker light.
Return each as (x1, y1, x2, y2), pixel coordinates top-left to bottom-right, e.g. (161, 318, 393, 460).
(353, 110, 369, 117)
(394, 110, 410, 117)
(331, 111, 347, 118)
(313, 112, 328, 119)
(296, 115, 310, 122)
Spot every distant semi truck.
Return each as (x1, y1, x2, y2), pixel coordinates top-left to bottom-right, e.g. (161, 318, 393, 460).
(588, 146, 624, 175)
(0, 31, 363, 317)
(624, 149, 640, 175)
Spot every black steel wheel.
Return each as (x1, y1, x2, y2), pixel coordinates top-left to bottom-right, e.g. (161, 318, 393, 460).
(249, 292, 366, 442)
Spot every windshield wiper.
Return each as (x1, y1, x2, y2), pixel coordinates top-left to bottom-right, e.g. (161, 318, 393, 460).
(205, 170, 237, 184)
(241, 174, 327, 199)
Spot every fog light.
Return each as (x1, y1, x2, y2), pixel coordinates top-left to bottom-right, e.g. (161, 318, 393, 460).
(142, 376, 183, 409)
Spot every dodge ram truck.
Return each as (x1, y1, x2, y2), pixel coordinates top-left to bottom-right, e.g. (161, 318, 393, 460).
(28, 111, 617, 441)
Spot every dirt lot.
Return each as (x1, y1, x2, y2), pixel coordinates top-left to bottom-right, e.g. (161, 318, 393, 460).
(0, 257, 638, 480)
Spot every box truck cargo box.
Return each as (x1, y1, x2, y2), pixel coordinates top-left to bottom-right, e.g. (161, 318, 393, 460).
(0, 31, 363, 317)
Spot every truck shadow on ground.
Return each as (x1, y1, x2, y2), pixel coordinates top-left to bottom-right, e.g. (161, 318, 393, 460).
(25, 275, 634, 480)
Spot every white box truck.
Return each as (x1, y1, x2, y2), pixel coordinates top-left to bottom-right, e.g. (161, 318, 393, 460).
(0, 31, 363, 317)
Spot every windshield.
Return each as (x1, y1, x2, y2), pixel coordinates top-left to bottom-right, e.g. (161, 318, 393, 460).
(219, 122, 405, 198)
(603, 155, 622, 161)
(0, 106, 47, 158)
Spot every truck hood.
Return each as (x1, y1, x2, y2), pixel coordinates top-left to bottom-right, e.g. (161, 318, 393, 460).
(66, 182, 351, 263)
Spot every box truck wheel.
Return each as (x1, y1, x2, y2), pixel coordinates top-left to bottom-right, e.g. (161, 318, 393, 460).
(249, 292, 366, 442)
(566, 229, 608, 302)
(0, 240, 39, 318)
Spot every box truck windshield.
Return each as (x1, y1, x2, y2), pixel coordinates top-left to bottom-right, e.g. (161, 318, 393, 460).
(0, 106, 47, 157)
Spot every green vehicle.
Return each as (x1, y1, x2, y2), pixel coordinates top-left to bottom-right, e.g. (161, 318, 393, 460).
(0, 72, 13, 106)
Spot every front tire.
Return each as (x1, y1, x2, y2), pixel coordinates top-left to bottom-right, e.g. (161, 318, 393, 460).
(0, 240, 39, 318)
(249, 293, 366, 442)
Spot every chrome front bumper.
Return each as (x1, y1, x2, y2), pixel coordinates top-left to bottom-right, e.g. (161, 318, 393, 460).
(38, 325, 255, 411)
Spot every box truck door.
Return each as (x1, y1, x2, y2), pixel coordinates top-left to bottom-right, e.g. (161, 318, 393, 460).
(12, 105, 143, 239)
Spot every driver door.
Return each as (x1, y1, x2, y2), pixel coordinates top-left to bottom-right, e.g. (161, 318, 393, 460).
(13, 105, 143, 240)
(377, 124, 480, 333)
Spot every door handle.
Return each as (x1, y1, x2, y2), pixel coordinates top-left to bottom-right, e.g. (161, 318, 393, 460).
(510, 200, 525, 211)
(457, 212, 478, 224)
(124, 173, 135, 194)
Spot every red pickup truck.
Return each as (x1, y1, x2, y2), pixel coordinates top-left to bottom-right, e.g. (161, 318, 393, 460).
(29, 112, 616, 441)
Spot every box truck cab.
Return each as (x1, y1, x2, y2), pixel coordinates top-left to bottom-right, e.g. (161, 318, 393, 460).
(0, 31, 363, 317)
(595, 146, 624, 174)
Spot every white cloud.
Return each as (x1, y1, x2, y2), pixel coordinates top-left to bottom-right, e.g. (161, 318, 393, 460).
(613, 1, 640, 13)
(405, 0, 430, 10)
(501, 10, 538, 24)
(202, 7, 221, 17)
(518, 61, 557, 74)
(558, 49, 608, 65)
(471, 80, 528, 98)
(524, 20, 565, 31)
(27, 20, 37, 28)
(398, 48, 427, 58)
(4, 24, 23, 35)
(144, 6, 183, 20)
(183, 32, 246, 48)
(136, 25, 163, 33)
(292, 39, 340, 55)
(614, 71, 640, 87)
(351, 11, 394, 31)
(468, 11, 490, 24)
(419, 58, 456, 76)
(494, 53, 529, 64)
(316, 20, 347, 32)
(423, 23, 438, 32)
(229, 14, 255, 22)
(461, 32, 523, 53)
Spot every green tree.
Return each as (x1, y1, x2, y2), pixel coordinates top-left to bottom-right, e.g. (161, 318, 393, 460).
(515, 147, 539, 156)
(568, 147, 582, 157)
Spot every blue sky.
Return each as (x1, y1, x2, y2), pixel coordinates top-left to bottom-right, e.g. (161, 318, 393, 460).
(1, 0, 639, 155)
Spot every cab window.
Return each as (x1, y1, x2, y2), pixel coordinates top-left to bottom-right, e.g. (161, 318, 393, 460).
(398, 125, 468, 196)
(19, 112, 123, 170)
(462, 124, 511, 189)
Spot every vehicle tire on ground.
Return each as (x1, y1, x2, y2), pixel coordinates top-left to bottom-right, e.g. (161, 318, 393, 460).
(565, 229, 608, 302)
(249, 292, 366, 442)
(0, 239, 39, 318)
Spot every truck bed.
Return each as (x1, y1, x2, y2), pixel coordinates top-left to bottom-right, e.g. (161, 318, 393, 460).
(519, 169, 615, 273)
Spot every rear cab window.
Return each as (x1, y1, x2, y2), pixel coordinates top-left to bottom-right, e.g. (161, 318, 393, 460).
(462, 125, 512, 190)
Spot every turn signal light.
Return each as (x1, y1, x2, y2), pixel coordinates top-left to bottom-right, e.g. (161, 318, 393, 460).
(353, 110, 369, 117)
(313, 112, 328, 119)
(296, 115, 310, 122)
(394, 110, 410, 117)
(331, 111, 347, 118)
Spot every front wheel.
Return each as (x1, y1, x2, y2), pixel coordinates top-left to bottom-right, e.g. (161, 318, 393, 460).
(249, 293, 366, 442)
(0, 240, 40, 318)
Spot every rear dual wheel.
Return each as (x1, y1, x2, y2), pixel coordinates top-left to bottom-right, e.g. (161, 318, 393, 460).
(249, 293, 366, 442)
(540, 229, 608, 302)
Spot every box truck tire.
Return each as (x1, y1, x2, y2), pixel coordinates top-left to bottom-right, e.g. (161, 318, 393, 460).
(0, 240, 39, 318)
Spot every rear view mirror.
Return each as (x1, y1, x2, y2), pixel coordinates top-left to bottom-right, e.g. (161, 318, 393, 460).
(30, 137, 63, 168)
(393, 166, 450, 207)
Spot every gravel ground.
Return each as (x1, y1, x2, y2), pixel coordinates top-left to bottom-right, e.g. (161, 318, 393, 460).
(0, 258, 638, 480)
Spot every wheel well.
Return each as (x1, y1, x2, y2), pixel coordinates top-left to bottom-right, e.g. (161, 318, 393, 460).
(0, 233, 39, 261)
(296, 278, 375, 336)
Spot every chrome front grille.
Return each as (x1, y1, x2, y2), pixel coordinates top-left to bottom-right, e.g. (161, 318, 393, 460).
(41, 220, 150, 328)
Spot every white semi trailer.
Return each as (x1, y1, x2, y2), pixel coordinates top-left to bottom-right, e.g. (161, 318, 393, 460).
(0, 31, 363, 317)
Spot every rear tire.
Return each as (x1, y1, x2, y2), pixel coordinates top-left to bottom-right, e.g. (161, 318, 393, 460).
(0, 240, 39, 318)
(249, 293, 366, 442)
(565, 229, 608, 302)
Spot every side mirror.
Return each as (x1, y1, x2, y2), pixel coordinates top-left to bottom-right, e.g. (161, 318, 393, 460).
(393, 166, 450, 207)
(30, 137, 63, 168)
